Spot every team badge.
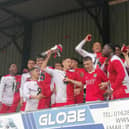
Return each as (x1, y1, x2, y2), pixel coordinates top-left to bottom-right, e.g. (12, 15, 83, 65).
(93, 73, 97, 77)
(40, 72, 45, 81)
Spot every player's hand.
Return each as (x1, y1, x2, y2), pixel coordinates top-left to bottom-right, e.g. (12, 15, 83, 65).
(36, 93, 43, 100)
(46, 49, 52, 57)
(19, 98, 23, 106)
(52, 86, 56, 94)
(103, 88, 113, 99)
(74, 89, 81, 96)
(99, 82, 109, 90)
(64, 77, 71, 83)
(84, 34, 92, 42)
(0, 101, 2, 110)
(31, 94, 43, 100)
(104, 58, 109, 65)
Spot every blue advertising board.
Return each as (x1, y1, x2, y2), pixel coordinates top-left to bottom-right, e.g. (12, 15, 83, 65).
(0, 99, 129, 129)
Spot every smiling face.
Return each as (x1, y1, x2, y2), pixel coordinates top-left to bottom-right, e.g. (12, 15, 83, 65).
(115, 46, 121, 57)
(27, 60, 35, 70)
(71, 59, 78, 69)
(62, 58, 72, 70)
(30, 68, 40, 80)
(92, 42, 102, 53)
(9, 64, 18, 75)
(54, 63, 62, 70)
(102, 44, 112, 57)
(83, 59, 93, 72)
(36, 57, 44, 68)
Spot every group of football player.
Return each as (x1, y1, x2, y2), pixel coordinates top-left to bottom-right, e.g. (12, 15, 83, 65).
(0, 34, 129, 114)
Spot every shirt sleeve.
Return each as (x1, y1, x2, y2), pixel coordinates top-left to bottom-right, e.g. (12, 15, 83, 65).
(0, 77, 5, 102)
(111, 60, 126, 91)
(72, 71, 84, 84)
(44, 67, 55, 76)
(75, 39, 96, 61)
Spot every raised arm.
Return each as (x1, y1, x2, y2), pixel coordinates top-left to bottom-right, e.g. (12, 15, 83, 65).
(41, 50, 52, 71)
(41, 50, 56, 76)
(75, 34, 96, 59)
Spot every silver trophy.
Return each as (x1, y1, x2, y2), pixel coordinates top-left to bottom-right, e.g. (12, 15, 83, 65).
(41, 44, 62, 57)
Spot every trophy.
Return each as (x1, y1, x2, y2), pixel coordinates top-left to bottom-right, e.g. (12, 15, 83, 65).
(41, 44, 63, 58)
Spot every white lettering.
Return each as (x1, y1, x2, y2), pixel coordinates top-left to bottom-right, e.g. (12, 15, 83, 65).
(48, 114, 56, 125)
(39, 109, 86, 126)
(67, 111, 76, 123)
(39, 114, 48, 126)
(78, 109, 86, 122)
(56, 112, 67, 124)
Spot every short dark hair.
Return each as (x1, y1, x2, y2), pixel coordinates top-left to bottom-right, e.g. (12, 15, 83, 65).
(30, 66, 40, 71)
(55, 62, 62, 65)
(93, 42, 101, 45)
(36, 55, 45, 60)
(71, 57, 80, 64)
(83, 56, 92, 62)
(105, 43, 116, 52)
(8, 63, 17, 68)
(114, 44, 121, 49)
(28, 58, 35, 62)
(62, 57, 71, 63)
